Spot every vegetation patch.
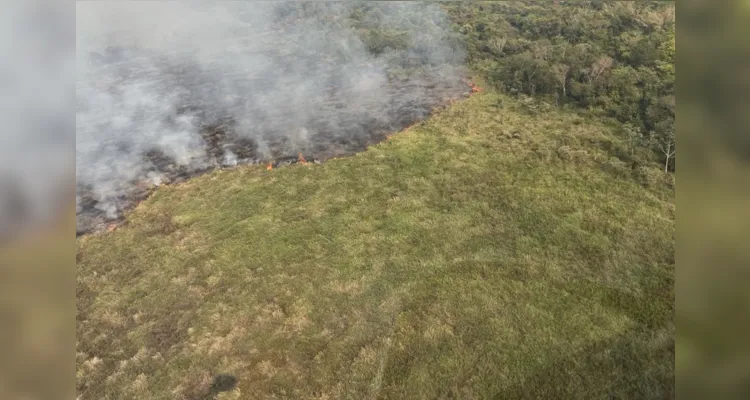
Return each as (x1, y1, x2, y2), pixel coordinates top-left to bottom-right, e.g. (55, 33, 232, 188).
(77, 89, 674, 398)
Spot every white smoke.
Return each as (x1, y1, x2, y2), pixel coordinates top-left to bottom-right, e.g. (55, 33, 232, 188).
(75, 2, 467, 234)
(0, 1, 74, 239)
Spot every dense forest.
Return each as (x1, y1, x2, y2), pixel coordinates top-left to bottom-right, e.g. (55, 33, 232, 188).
(444, 1, 676, 171)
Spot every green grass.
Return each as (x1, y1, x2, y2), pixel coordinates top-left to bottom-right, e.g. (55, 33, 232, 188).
(76, 89, 674, 399)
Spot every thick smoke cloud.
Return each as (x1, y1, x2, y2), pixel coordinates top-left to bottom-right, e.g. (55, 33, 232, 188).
(0, 1, 74, 240)
(75, 2, 468, 235)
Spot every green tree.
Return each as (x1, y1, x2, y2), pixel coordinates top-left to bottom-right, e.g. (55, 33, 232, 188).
(443, 1, 675, 171)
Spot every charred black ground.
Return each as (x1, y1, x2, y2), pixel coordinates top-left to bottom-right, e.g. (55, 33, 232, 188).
(75, 74, 469, 236)
(75, 2, 470, 236)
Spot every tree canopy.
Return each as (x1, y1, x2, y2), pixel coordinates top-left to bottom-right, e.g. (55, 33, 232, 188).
(444, 1, 676, 171)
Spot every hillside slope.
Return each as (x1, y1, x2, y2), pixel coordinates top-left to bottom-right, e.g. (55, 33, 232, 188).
(77, 89, 675, 399)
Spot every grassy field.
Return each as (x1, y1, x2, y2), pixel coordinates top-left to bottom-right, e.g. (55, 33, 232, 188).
(76, 88, 675, 399)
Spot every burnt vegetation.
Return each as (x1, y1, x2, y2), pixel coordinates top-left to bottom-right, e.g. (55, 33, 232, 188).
(76, 2, 470, 236)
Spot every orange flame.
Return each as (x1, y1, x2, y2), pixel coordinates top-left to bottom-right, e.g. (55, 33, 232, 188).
(298, 153, 307, 164)
(266, 163, 273, 171)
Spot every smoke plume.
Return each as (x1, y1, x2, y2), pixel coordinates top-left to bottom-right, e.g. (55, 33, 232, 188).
(0, 1, 74, 240)
(75, 2, 469, 235)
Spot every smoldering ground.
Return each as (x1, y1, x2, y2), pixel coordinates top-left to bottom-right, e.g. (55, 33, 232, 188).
(75, 2, 470, 235)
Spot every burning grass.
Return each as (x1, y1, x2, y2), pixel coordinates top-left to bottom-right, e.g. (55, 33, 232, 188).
(76, 72, 481, 238)
(76, 1, 473, 238)
(75, 73, 473, 237)
(76, 88, 674, 399)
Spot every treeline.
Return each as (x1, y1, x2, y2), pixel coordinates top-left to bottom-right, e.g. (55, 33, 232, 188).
(444, 2, 676, 171)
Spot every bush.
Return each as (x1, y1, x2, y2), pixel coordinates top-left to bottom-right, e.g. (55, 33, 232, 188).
(362, 29, 409, 55)
(602, 156, 630, 178)
(635, 165, 673, 189)
(557, 145, 590, 165)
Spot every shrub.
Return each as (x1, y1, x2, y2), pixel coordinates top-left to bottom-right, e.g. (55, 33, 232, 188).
(602, 156, 630, 178)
